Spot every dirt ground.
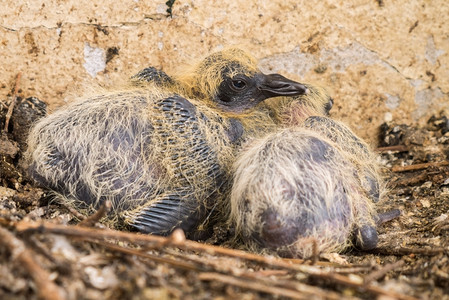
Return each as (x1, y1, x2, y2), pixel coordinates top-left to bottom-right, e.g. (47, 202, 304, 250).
(1, 95, 449, 300)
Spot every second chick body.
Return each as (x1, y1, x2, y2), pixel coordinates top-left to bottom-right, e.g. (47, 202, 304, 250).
(230, 128, 370, 257)
(230, 88, 391, 256)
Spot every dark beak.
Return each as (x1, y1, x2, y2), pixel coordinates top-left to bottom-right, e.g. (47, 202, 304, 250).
(257, 73, 308, 97)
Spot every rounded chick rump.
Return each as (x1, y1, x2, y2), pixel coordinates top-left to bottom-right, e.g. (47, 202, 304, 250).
(230, 129, 377, 258)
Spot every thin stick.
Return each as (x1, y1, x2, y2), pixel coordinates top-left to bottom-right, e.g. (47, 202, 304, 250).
(391, 161, 449, 173)
(59, 203, 86, 221)
(77, 201, 111, 227)
(388, 172, 428, 187)
(332, 266, 376, 274)
(164, 249, 246, 274)
(376, 145, 408, 153)
(373, 247, 445, 256)
(364, 259, 405, 285)
(199, 272, 310, 300)
(311, 238, 318, 265)
(282, 257, 352, 267)
(90, 239, 205, 272)
(307, 271, 418, 300)
(4, 73, 22, 132)
(239, 272, 346, 299)
(0, 226, 65, 300)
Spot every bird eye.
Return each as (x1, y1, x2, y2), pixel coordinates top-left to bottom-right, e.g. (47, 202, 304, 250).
(231, 79, 247, 90)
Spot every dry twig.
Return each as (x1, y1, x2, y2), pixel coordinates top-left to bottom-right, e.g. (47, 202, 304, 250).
(77, 200, 111, 227)
(331, 266, 376, 274)
(4, 73, 22, 132)
(91, 239, 205, 272)
(239, 271, 346, 299)
(388, 172, 428, 187)
(364, 259, 405, 285)
(199, 272, 324, 300)
(392, 161, 449, 173)
(373, 247, 445, 256)
(296, 237, 319, 265)
(0, 226, 65, 300)
(376, 145, 409, 153)
(60, 204, 86, 221)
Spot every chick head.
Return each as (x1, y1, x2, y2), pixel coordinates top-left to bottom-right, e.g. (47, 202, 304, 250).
(177, 48, 308, 113)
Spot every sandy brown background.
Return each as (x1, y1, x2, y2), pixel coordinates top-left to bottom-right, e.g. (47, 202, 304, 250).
(1, 0, 448, 143)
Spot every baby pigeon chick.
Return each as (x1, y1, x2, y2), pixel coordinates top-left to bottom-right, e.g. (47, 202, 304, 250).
(230, 88, 401, 256)
(230, 128, 374, 258)
(26, 49, 307, 238)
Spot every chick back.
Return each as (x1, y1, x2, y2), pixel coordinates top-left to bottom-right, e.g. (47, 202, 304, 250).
(26, 89, 237, 231)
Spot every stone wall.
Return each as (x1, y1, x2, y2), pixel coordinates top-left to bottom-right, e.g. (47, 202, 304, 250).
(1, 0, 448, 143)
